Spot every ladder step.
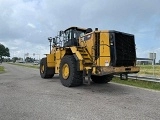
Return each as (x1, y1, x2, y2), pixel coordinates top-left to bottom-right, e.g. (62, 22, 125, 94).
(83, 58, 91, 60)
(81, 53, 88, 55)
(83, 56, 90, 59)
(78, 49, 84, 52)
(77, 47, 93, 64)
(84, 60, 92, 63)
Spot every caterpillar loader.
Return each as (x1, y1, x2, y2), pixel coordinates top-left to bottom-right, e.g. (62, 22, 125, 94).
(40, 26, 140, 87)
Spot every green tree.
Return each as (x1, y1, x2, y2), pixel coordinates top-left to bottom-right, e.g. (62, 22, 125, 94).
(0, 43, 10, 61)
(3, 58, 11, 62)
(12, 57, 19, 63)
(25, 57, 34, 63)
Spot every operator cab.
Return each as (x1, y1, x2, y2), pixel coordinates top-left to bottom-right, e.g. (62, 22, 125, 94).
(63, 27, 87, 47)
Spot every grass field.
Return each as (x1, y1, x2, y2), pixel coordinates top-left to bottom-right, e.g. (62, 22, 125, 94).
(137, 65, 160, 77)
(8, 62, 39, 69)
(112, 65, 160, 91)
(112, 77, 160, 91)
(0, 66, 5, 73)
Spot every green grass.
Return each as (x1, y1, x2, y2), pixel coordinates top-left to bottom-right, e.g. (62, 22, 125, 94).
(112, 77, 160, 91)
(138, 65, 160, 77)
(0, 66, 5, 73)
(8, 63, 39, 69)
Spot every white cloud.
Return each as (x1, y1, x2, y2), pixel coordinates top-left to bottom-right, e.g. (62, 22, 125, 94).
(27, 23, 36, 29)
(0, 0, 160, 61)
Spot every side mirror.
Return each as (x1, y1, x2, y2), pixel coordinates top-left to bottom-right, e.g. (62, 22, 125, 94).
(48, 37, 52, 42)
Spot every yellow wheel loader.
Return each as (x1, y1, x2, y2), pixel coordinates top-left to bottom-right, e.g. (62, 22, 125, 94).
(40, 26, 140, 87)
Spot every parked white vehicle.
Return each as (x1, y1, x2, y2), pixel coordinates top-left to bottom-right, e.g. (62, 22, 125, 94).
(33, 60, 40, 65)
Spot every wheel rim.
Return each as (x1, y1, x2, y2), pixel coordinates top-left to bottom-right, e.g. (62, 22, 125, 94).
(40, 65, 45, 74)
(62, 64, 69, 79)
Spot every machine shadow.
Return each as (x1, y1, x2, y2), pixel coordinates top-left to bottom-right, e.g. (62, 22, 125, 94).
(77, 82, 131, 95)
(48, 76, 132, 95)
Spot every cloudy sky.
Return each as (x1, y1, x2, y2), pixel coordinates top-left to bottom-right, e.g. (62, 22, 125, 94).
(0, 0, 160, 61)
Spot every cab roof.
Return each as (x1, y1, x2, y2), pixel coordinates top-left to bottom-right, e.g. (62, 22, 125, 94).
(64, 26, 87, 32)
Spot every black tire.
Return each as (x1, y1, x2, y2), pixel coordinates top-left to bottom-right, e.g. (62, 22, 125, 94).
(40, 58, 54, 78)
(59, 55, 83, 87)
(91, 75, 113, 83)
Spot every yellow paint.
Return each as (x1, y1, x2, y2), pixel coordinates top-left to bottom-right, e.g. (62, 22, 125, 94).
(55, 49, 61, 73)
(79, 60, 83, 70)
(92, 67, 96, 74)
(78, 31, 111, 67)
(55, 60, 60, 73)
(91, 66, 140, 76)
(41, 27, 139, 78)
(97, 32, 111, 66)
(62, 63, 70, 79)
(55, 49, 66, 73)
(70, 47, 83, 60)
(70, 46, 77, 53)
(70, 46, 84, 70)
(60, 48, 66, 59)
(84, 33, 94, 57)
(79, 33, 94, 60)
(47, 54, 55, 67)
(56, 50, 61, 60)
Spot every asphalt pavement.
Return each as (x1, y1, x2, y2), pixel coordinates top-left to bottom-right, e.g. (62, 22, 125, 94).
(0, 63, 160, 120)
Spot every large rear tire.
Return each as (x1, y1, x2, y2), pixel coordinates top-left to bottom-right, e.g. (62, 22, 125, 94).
(59, 55, 83, 87)
(91, 75, 113, 83)
(40, 58, 54, 78)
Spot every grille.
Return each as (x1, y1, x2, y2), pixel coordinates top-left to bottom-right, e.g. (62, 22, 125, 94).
(113, 32, 136, 66)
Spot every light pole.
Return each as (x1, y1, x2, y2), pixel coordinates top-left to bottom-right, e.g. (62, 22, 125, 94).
(150, 52, 156, 77)
(33, 53, 40, 61)
(152, 52, 155, 76)
(48, 37, 52, 54)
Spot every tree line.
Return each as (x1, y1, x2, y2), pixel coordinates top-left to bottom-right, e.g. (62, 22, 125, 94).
(0, 43, 10, 62)
(0, 43, 39, 63)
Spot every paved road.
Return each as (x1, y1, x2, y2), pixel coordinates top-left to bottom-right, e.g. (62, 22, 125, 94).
(0, 63, 160, 120)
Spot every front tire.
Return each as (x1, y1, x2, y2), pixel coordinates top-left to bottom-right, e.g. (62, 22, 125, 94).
(40, 58, 54, 78)
(91, 75, 113, 83)
(59, 55, 83, 87)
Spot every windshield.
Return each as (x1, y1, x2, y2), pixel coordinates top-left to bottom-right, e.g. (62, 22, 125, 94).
(73, 30, 85, 39)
